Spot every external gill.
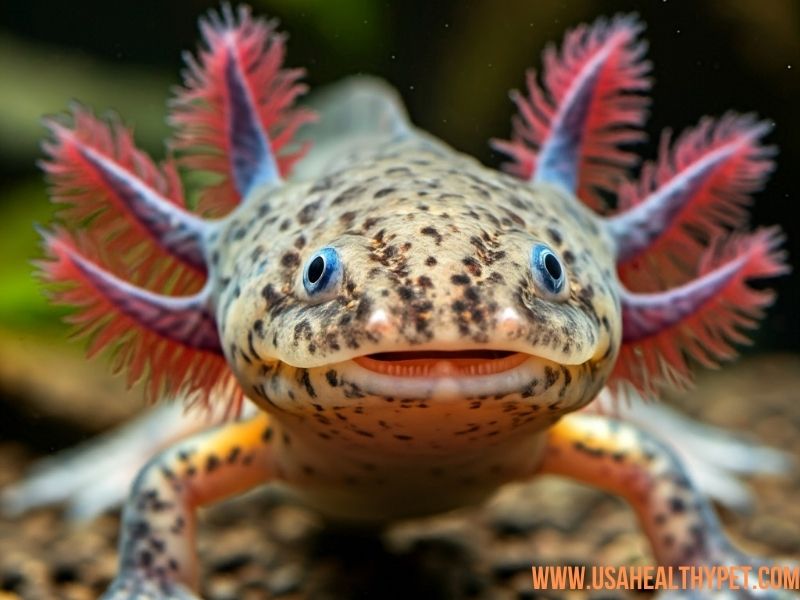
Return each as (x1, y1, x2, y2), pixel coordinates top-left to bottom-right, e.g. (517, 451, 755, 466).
(496, 14, 787, 394)
(39, 6, 311, 409)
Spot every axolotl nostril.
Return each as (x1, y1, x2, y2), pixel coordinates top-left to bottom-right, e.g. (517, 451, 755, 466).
(34, 5, 793, 599)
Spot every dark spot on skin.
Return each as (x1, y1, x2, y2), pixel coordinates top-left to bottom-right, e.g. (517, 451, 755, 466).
(170, 517, 185, 536)
(574, 441, 604, 458)
(420, 226, 443, 245)
(562, 250, 575, 264)
(314, 414, 332, 425)
(356, 296, 373, 321)
(394, 434, 413, 441)
(262, 428, 273, 442)
(177, 450, 194, 463)
(689, 524, 704, 544)
(299, 370, 316, 398)
(417, 275, 433, 289)
(455, 424, 481, 436)
(462, 257, 482, 277)
(297, 199, 321, 224)
(325, 370, 338, 387)
(293, 320, 312, 343)
(504, 193, 524, 208)
(425, 256, 437, 266)
(247, 331, 261, 361)
(451, 273, 470, 286)
(669, 497, 686, 513)
(249, 246, 263, 263)
(340, 210, 357, 225)
(332, 185, 367, 205)
(373, 187, 396, 198)
(487, 272, 504, 284)
(398, 286, 414, 300)
(261, 284, 285, 311)
(138, 550, 153, 569)
(543, 366, 559, 389)
(253, 319, 265, 339)
(362, 216, 380, 230)
(654, 513, 667, 525)
(130, 520, 150, 539)
(281, 251, 300, 268)
(546, 227, 563, 246)
(227, 447, 241, 463)
(673, 474, 691, 489)
(309, 175, 334, 193)
(206, 455, 220, 472)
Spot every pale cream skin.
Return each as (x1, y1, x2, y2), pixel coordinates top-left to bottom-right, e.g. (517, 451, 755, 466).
(216, 137, 621, 521)
(93, 103, 789, 600)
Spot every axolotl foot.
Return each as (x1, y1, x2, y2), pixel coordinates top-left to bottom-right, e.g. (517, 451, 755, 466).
(538, 413, 799, 598)
(100, 413, 275, 600)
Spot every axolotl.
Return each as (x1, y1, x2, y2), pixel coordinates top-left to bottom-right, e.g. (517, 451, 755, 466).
(32, 6, 793, 599)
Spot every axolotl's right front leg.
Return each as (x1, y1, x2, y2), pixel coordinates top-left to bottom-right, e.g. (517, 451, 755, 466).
(103, 413, 275, 600)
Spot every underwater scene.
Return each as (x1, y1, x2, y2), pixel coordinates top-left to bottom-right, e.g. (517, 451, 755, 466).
(0, 0, 798, 598)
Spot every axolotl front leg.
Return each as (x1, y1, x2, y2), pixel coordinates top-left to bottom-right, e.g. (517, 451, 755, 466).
(538, 413, 796, 597)
(102, 413, 275, 600)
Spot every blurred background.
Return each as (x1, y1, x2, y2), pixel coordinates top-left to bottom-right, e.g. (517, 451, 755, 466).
(0, 2, 798, 598)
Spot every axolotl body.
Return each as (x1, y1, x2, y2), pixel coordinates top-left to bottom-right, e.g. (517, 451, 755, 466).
(33, 6, 793, 599)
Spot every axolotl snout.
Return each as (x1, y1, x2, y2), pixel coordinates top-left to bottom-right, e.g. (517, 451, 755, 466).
(219, 137, 619, 520)
(28, 6, 795, 598)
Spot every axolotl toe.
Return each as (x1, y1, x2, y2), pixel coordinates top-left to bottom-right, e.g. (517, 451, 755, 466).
(36, 6, 794, 599)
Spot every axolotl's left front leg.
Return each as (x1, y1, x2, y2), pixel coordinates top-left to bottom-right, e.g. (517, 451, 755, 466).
(537, 413, 797, 598)
(102, 413, 275, 600)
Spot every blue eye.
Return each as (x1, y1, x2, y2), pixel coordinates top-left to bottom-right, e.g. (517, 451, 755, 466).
(530, 244, 568, 300)
(302, 246, 342, 299)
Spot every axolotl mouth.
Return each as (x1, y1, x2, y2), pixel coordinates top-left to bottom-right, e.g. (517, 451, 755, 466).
(332, 349, 582, 400)
(353, 350, 528, 377)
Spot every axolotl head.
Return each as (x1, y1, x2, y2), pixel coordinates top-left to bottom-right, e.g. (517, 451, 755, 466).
(215, 141, 621, 448)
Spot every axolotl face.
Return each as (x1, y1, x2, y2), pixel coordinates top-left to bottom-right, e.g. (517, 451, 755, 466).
(213, 139, 621, 459)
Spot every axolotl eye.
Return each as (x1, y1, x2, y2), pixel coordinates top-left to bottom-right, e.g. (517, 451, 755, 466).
(301, 246, 343, 301)
(530, 243, 569, 301)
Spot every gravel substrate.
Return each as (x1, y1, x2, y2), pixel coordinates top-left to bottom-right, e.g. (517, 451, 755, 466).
(1, 355, 799, 599)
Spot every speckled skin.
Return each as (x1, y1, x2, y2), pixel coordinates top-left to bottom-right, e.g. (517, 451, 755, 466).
(96, 104, 796, 600)
(213, 135, 619, 519)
